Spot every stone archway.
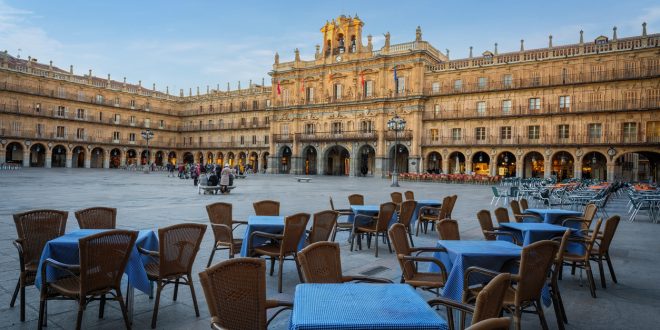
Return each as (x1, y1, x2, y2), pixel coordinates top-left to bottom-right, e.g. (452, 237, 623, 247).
(216, 152, 224, 166)
(249, 152, 259, 173)
(206, 152, 214, 165)
(227, 152, 235, 167)
(302, 146, 318, 175)
(262, 152, 270, 173)
(110, 148, 121, 168)
(72, 146, 86, 168)
(552, 151, 575, 181)
(182, 152, 194, 164)
(278, 147, 292, 174)
(168, 151, 177, 165)
(357, 144, 375, 176)
(582, 152, 607, 181)
(472, 151, 490, 175)
(496, 151, 516, 177)
(155, 151, 164, 166)
(51, 145, 67, 168)
(448, 151, 465, 174)
(523, 151, 544, 178)
(325, 145, 350, 176)
(5, 142, 24, 164)
(389, 144, 409, 174)
(30, 143, 46, 167)
(126, 149, 138, 165)
(426, 151, 441, 174)
(614, 151, 660, 183)
(196, 152, 204, 165)
(91, 147, 104, 168)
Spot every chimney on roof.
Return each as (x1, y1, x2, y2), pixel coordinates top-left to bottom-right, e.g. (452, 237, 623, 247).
(238, 81, 241, 90)
(548, 35, 553, 48)
(196, 86, 199, 96)
(49, 60, 53, 71)
(70, 65, 73, 74)
(612, 26, 617, 41)
(123, 77, 127, 89)
(217, 83, 220, 91)
(469, 46, 473, 58)
(446, 48, 450, 58)
(89, 69, 92, 77)
(189, 88, 192, 96)
(294, 48, 300, 62)
(494, 43, 498, 55)
(153, 83, 156, 91)
(643, 22, 647, 36)
(520, 39, 525, 51)
(315, 44, 320, 58)
(180, 89, 184, 97)
(262, 77, 265, 87)
(166, 86, 169, 95)
(107, 74, 111, 88)
(138, 80, 142, 88)
(579, 30, 584, 44)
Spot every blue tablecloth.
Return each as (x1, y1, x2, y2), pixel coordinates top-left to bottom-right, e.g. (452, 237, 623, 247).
(290, 283, 448, 330)
(348, 205, 398, 227)
(239, 216, 307, 257)
(498, 223, 570, 246)
(35, 229, 157, 294)
(411, 199, 442, 227)
(525, 208, 582, 224)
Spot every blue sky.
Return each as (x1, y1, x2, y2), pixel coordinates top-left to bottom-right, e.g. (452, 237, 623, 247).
(1, 0, 658, 93)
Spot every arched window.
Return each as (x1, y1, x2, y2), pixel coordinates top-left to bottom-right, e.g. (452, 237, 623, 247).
(350, 35, 357, 52)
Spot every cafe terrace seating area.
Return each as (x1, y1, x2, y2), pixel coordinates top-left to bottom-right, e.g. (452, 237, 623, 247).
(1, 172, 659, 329)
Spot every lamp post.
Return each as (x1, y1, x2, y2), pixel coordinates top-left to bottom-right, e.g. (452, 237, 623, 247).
(387, 114, 406, 187)
(141, 129, 154, 173)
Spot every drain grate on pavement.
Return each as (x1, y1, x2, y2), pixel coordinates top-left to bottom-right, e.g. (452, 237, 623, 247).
(360, 266, 389, 276)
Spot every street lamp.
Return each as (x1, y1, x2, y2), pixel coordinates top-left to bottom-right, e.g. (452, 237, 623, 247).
(141, 129, 154, 173)
(387, 114, 406, 187)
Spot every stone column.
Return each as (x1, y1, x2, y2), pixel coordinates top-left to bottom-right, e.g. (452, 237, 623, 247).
(516, 161, 524, 178)
(442, 158, 449, 175)
(375, 129, 386, 177)
(291, 156, 302, 175)
(267, 155, 278, 174)
(573, 159, 582, 179)
(23, 149, 30, 167)
(465, 160, 472, 175)
(606, 161, 615, 182)
(84, 151, 91, 168)
(65, 152, 73, 168)
(45, 149, 52, 168)
(489, 158, 497, 176)
(0, 149, 6, 164)
(419, 155, 425, 174)
(543, 156, 552, 179)
(103, 150, 110, 168)
(120, 151, 127, 167)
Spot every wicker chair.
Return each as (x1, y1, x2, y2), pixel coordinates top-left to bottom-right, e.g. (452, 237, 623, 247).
(519, 198, 530, 212)
(351, 202, 397, 257)
(391, 192, 403, 210)
(404, 190, 415, 200)
(250, 213, 310, 293)
(205, 202, 247, 267)
(476, 210, 519, 244)
(464, 240, 559, 330)
(549, 230, 571, 330)
(11, 209, 68, 322)
(562, 218, 603, 298)
(428, 273, 511, 330)
(329, 197, 353, 241)
(297, 242, 392, 284)
(253, 200, 280, 216)
(510, 200, 542, 223)
(198, 258, 292, 330)
(561, 203, 597, 231)
(590, 215, 621, 289)
(397, 200, 417, 247)
(436, 219, 460, 240)
(348, 194, 365, 206)
(74, 207, 117, 229)
(465, 317, 512, 330)
(38, 230, 137, 330)
(306, 210, 338, 244)
(389, 223, 448, 295)
(447, 195, 458, 218)
(139, 223, 207, 328)
(493, 207, 511, 224)
(416, 196, 452, 236)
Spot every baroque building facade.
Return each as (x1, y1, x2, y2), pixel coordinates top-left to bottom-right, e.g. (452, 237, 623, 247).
(1, 15, 659, 182)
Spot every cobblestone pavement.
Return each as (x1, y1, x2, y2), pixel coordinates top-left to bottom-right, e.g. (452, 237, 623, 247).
(0, 168, 658, 329)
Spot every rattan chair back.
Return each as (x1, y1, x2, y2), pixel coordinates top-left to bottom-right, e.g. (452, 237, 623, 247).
(477, 210, 496, 240)
(388, 223, 415, 280)
(253, 200, 280, 216)
(297, 241, 343, 283)
(280, 213, 310, 254)
(75, 207, 117, 229)
(348, 194, 364, 206)
(447, 195, 458, 217)
(13, 209, 68, 268)
(466, 317, 511, 330)
(391, 192, 403, 205)
(435, 196, 453, 220)
(308, 211, 338, 244)
(158, 223, 207, 278)
(404, 190, 415, 200)
(472, 273, 512, 324)
(206, 202, 234, 243)
(494, 207, 510, 224)
(436, 219, 460, 240)
(515, 240, 559, 304)
(375, 202, 397, 232)
(79, 230, 137, 295)
(582, 203, 598, 226)
(519, 198, 529, 212)
(199, 258, 269, 330)
(597, 215, 620, 253)
(510, 200, 523, 220)
(398, 200, 417, 228)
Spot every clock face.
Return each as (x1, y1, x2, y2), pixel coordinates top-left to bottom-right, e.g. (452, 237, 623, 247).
(335, 55, 342, 62)
(607, 148, 616, 156)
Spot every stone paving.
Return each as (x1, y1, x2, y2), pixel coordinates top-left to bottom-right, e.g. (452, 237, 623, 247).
(0, 168, 658, 329)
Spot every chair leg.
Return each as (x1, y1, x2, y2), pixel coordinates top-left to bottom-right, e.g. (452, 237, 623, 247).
(605, 252, 618, 283)
(385, 233, 392, 253)
(350, 230, 356, 251)
(514, 307, 522, 330)
(556, 285, 568, 324)
(551, 288, 565, 330)
(20, 279, 25, 322)
(116, 292, 131, 330)
(536, 299, 550, 330)
(99, 294, 106, 318)
(10, 279, 19, 308)
(597, 255, 607, 289)
(151, 282, 163, 329)
(187, 275, 200, 317)
(75, 300, 85, 330)
(207, 246, 217, 268)
(407, 226, 415, 247)
(173, 278, 180, 301)
(294, 255, 304, 282)
(415, 220, 421, 236)
(38, 297, 46, 330)
(586, 263, 597, 298)
(270, 257, 275, 276)
(374, 233, 379, 257)
(278, 257, 284, 293)
(331, 225, 337, 242)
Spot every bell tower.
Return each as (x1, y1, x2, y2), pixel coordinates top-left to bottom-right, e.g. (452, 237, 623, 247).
(321, 15, 365, 61)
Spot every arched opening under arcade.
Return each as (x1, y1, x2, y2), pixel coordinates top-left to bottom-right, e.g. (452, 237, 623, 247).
(279, 147, 292, 174)
(552, 151, 575, 181)
(582, 152, 607, 181)
(325, 145, 350, 176)
(523, 151, 544, 178)
(110, 149, 121, 168)
(614, 151, 660, 183)
(51, 145, 67, 168)
(206, 152, 214, 165)
(496, 151, 516, 177)
(5, 142, 24, 164)
(389, 144, 409, 174)
(448, 152, 465, 174)
(302, 146, 318, 175)
(155, 151, 164, 166)
(182, 152, 194, 164)
(168, 151, 177, 165)
(126, 149, 138, 165)
(262, 152, 270, 173)
(358, 144, 375, 176)
(249, 152, 259, 173)
(91, 147, 104, 168)
(216, 152, 224, 166)
(30, 143, 46, 167)
(426, 151, 441, 174)
(472, 151, 490, 175)
(72, 146, 86, 168)
(227, 152, 235, 167)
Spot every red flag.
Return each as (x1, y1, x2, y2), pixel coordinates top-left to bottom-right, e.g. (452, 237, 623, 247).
(360, 71, 365, 87)
(300, 78, 304, 92)
(277, 80, 281, 95)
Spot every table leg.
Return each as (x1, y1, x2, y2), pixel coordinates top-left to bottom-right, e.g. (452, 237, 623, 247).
(126, 280, 135, 324)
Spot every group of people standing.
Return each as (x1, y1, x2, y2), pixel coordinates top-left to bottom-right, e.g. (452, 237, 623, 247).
(166, 163, 236, 193)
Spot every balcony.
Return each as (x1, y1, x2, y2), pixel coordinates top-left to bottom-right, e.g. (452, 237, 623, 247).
(273, 134, 293, 143)
(385, 130, 413, 141)
(295, 131, 378, 142)
(421, 133, 655, 147)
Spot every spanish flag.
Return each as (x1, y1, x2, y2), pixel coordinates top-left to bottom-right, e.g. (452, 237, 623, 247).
(277, 80, 281, 95)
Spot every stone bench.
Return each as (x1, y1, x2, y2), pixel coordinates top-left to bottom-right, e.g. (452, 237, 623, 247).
(296, 177, 312, 183)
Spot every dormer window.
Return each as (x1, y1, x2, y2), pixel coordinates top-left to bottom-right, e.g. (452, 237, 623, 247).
(595, 36, 608, 45)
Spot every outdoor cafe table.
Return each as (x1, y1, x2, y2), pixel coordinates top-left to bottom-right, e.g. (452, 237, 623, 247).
(525, 208, 582, 225)
(348, 205, 398, 226)
(498, 222, 571, 246)
(290, 283, 448, 330)
(239, 215, 307, 257)
(411, 199, 442, 227)
(35, 229, 158, 321)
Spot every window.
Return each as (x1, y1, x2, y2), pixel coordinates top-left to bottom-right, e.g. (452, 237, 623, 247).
(266, 99, 271, 107)
(453, 79, 462, 92)
(476, 101, 486, 115)
(265, 116, 270, 125)
(229, 103, 234, 111)
(252, 100, 259, 110)
(113, 131, 120, 141)
(264, 135, 269, 144)
(396, 77, 406, 94)
(475, 127, 486, 140)
(588, 123, 602, 141)
(76, 128, 85, 140)
(129, 133, 136, 142)
(76, 108, 85, 119)
(144, 118, 150, 128)
(305, 123, 315, 134)
(528, 98, 541, 111)
(306, 87, 315, 102)
(557, 124, 570, 139)
(99, 112, 103, 121)
(56, 126, 65, 138)
(114, 97, 120, 107)
(57, 106, 66, 117)
(364, 80, 374, 97)
(500, 126, 512, 140)
(252, 117, 258, 127)
(530, 72, 540, 86)
(57, 87, 66, 98)
(95, 94, 104, 104)
(159, 120, 165, 129)
(333, 84, 342, 100)
(528, 125, 540, 139)
(433, 104, 441, 117)
(283, 89, 290, 105)
(503, 74, 512, 88)
(114, 114, 121, 123)
(430, 129, 439, 141)
(240, 118, 247, 127)
(559, 96, 571, 111)
(130, 116, 136, 125)
(240, 136, 245, 145)
(478, 77, 488, 90)
(623, 122, 637, 142)
(502, 100, 512, 114)
(432, 82, 440, 93)
(451, 128, 462, 140)
(129, 99, 136, 108)
(77, 91, 85, 101)
(35, 103, 41, 112)
(361, 120, 373, 133)
(11, 121, 21, 133)
(332, 122, 343, 134)
(241, 101, 248, 111)
(280, 124, 289, 135)
(36, 123, 43, 137)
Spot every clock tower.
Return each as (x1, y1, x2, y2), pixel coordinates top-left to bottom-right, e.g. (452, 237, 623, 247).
(320, 15, 365, 63)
